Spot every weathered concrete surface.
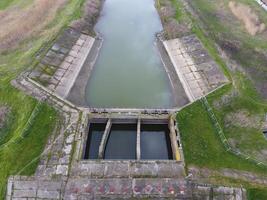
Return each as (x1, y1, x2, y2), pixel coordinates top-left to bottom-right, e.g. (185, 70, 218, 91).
(55, 34, 95, 98)
(29, 30, 95, 99)
(63, 179, 246, 199)
(29, 28, 81, 86)
(164, 35, 228, 102)
(7, 175, 246, 200)
(67, 37, 103, 106)
(136, 118, 141, 160)
(256, 0, 267, 11)
(7, 176, 63, 200)
(157, 36, 190, 107)
(9, 76, 247, 200)
(169, 117, 181, 161)
(71, 161, 185, 178)
(98, 119, 112, 159)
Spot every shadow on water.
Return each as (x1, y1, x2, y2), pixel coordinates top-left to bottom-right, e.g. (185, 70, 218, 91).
(104, 124, 137, 159)
(141, 124, 173, 160)
(84, 123, 105, 159)
(84, 121, 173, 160)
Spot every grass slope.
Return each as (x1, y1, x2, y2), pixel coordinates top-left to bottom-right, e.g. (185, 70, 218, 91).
(0, 0, 86, 198)
(187, 0, 267, 166)
(248, 188, 267, 200)
(0, 0, 33, 10)
(177, 99, 267, 175)
(0, 0, 17, 9)
(0, 104, 57, 199)
(170, 0, 267, 197)
(171, 0, 267, 171)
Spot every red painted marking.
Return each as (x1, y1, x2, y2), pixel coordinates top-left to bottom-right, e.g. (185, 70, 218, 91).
(99, 185, 105, 193)
(109, 186, 116, 193)
(84, 186, 92, 193)
(71, 187, 79, 194)
(156, 184, 162, 192)
(168, 186, 175, 194)
(145, 184, 152, 193)
(122, 185, 130, 193)
(134, 186, 141, 193)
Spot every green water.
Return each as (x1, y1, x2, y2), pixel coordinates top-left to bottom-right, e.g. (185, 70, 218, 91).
(85, 0, 174, 108)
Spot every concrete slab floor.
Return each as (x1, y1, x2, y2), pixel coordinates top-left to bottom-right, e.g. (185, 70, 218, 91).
(163, 35, 228, 102)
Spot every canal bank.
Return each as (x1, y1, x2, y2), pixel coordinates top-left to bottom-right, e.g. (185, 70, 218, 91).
(156, 34, 189, 107)
(66, 33, 190, 108)
(67, 36, 103, 105)
(27, 0, 227, 109)
(7, 0, 246, 198)
(66, 0, 189, 109)
(81, 0, 186, 108)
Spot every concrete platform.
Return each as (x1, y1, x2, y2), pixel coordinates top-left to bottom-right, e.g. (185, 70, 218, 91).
(71, 161, 185, 178)
(163, 35, 228, 102)
(55, 34, 95, 98)
(7, 176, 246, 199)
(8, 74, 246, 200)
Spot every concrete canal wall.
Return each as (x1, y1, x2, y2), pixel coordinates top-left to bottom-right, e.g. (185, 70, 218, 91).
(163, 35, 228, 102)
(256, 0, 267, 11)
(55, 34, 95, 98)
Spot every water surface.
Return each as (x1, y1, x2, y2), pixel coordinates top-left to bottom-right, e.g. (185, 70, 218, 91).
(84, 123, 105, 159)
(104, 124, 137, 159)
(141, 124, 172, 160)
(85, 0, 173, 108)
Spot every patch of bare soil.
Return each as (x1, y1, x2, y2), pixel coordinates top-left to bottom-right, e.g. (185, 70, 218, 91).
(224, 110, 262, 129)
(188, 166, 267, 185)
(0, 106, 10, 129)
(0, 0, 67, 52)
(213, 90, 239, 109)
(228, 1, 266, 36)
(158, 0, 190, 39)
(70, 0, 101, 34)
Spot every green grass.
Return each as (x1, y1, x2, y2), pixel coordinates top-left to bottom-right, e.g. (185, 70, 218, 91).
(170, 0, 267, 167)
(186, 0, 267, 163)
(188, 0, 267, 92)
(0, 104, 57, 199)
(208, 76, 267, 163)
(248, 188, 267, 200)
(169, 0, 267, 195)
(0, 0, 33, 10)
(177, 100, 267, 174)
(0, 0, 87, 199)
(0, 0, 18, 9)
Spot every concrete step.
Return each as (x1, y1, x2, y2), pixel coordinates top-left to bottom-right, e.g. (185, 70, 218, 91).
(71, 160, 185, 179)
(64, 178, 191, 199)
(6, 176, 63, 200)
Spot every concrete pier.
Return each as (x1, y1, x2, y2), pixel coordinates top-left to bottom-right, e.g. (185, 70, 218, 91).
(136, 118, 141, 160)
(98, 119, 112, 159)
